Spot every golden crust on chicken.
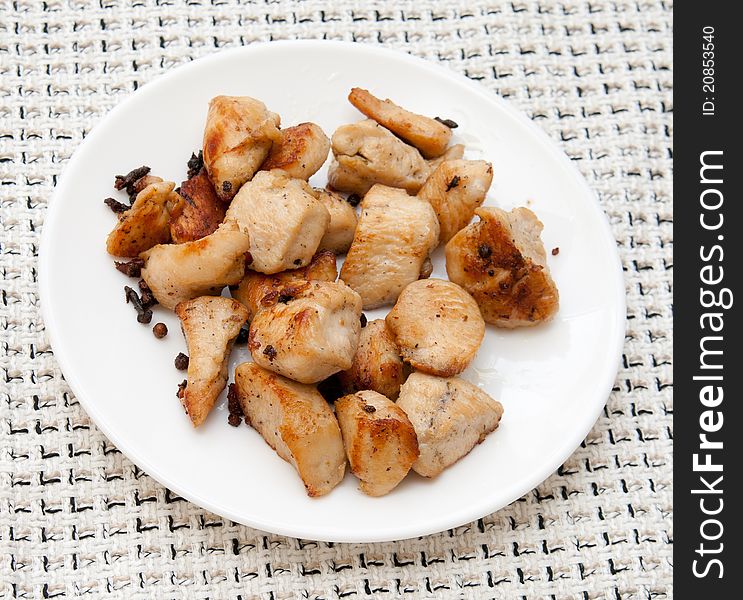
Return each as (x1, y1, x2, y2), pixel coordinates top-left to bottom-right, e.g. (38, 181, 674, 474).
(340, 184, 439, 309)
(261, 122, 330, 180)
(337, 319, 407, 400)
(336, 390, 419, 496)
(396, 372, 503, 477)
(202, 95, 281, 202)
(175, 297, 249, 427)
(169, 168, 226, 244)
(106, 181, 181, 257)
(445, 207, 559, 327)
(140, 221, 251, 310)
(348, 88, 452, 159)
(225, 170, 330, 274)
(417, 159, 493, 242)
(248, 280, 362, 384)
(234, 362, 346, 497)
(386, 279, 484, 377)
(231, 250, 337, 321)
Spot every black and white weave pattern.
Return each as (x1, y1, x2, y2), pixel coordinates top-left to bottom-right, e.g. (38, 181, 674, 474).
(0, 1, 672, 597)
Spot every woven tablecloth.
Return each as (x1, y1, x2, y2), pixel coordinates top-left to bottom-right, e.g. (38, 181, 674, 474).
(0, 1, 673, 598)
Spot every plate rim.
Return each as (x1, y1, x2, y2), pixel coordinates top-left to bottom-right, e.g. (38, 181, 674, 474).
(38, 39, 627, 542)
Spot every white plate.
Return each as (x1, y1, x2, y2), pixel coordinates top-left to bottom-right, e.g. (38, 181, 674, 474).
(39, 41, 625, 543)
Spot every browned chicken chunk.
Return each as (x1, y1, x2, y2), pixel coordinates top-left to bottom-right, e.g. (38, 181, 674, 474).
(140, 221, 251, 310)
(261, 122, 330, 180)
(417, 159, 493, 242)
(169, 168, 225, 244)
(175, 297, 249, 426)
(445, 207, 559, 327)
(225, 170, 330, 274)
(397, 372, 503, 477)
(337, 319, 407, 400)
(340, 185, 439, 309)
(348, 88, 452, 158)
(336, 390, 419, 496)
(234, 362, 346, 497)
(327, 119, 431, 195)
(248, 280, 362, 383)
(314, 188, 358, 254)
(386, 279, 484, 377)
(106, 181, 181, 257)
(203, 95, 281, 202)
(231, 250, 337, 321)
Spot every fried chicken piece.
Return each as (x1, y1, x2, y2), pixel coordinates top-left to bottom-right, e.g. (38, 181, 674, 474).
(327, 119, 431, 195)
(428, 143, 465, 170)
(417, 159, 493, 242)
(106, 181, 181, 257)
(386, 279, 484, 377)
(396, 372, 503, 477)
(261, 122, 330, 180)
(175, 297, 249, 426)
(348, 88, 452, 158)
(337, 319, 407, 400)
(202, 95, 281, 202)
(336, 390, 419, 496)
(340, 184, 439, 309)
(314, 188, 358, 254)
(225, 170, 330, 274)
(140, 221, 250, 310)
(169, 168, 226, 243)
(445, 207, 559, 327)
(231, 250, 337, 321)
(248, 280, 362, 384)
(234, 362, 346, 497)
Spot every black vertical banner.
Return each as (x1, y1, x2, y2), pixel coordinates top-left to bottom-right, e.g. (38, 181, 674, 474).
(675, 4, 739, 596)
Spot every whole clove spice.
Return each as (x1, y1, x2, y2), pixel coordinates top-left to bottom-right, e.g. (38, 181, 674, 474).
(186, 151, 204, 179)
(227, 383, 243, 427)
(114, 166, 151, 196)
(138, 279, 157, 309)
(124, 285, 153, 324)
(434, 116, 459, 129)
(114, 258, 144, 278)
(104, 197, 130, 214)
(234, 328, 250, 345)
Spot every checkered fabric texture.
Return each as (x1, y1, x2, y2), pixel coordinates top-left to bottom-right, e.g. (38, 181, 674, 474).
(0, 1, 673, 598)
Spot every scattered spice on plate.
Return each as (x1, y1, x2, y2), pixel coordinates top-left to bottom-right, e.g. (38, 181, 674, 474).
(114, 166, 150, 196)
(552, 247, 560, 256)
(346, 193, 361, 207)
(104, 197, 130, 214)
(174, 352, 189, 370)
(186, 151, 204, 179)
(434, 116, 459, 129)
(235, 328, 249, 345)
(227, 383, 243, 427)
(138, 279, 157, 309)
(124, 285, 153, 324)
(114, 257, 144, 277)
(152, 323, 168, 338)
